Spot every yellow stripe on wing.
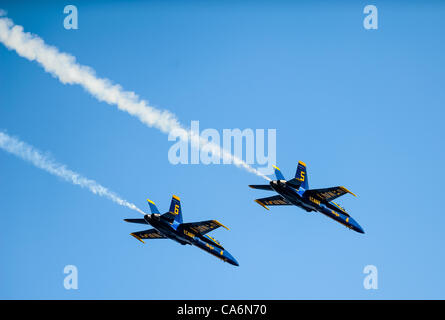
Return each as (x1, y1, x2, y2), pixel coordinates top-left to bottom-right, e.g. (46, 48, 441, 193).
(130, 233, 145, 244)
(254, 199, 270, 210)
(340, 186, 357, 197)
(214, 220, 230, 230)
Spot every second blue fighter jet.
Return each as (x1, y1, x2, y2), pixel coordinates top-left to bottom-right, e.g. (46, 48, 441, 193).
(249, 161, 364, 234)
(124, 195, 239, 266)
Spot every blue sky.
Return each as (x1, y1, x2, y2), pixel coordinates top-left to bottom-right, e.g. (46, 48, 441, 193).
(1, 1, 445, 299)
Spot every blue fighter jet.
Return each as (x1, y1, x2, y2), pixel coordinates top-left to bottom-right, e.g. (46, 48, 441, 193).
(124, 195, 239, 266)
(249, 161, 364, 234)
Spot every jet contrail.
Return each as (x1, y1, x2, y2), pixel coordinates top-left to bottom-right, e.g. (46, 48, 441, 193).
(0, 131, 146, 215)
(0, 14, 270, 181)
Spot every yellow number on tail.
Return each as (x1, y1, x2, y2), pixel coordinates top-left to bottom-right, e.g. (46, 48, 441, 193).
(174, 204, 179, 215)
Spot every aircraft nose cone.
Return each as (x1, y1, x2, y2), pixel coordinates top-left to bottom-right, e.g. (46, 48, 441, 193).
(224, 251, 239, 267)
(356, 225, 365, 234)
(230, 259, 240, 267)
(350, 217, 365, 234)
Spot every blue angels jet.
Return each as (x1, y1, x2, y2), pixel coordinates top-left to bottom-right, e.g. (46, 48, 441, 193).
(124, 195, 239, 266)
(249, 161, 365, 234)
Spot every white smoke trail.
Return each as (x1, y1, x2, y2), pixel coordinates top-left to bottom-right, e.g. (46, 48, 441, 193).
(0, 131, 146, 215)
(0, 14, 270, 181)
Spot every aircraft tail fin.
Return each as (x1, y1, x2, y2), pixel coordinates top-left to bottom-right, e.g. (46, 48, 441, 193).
(146, 199, 160, 214)
(294, 161, 309, 189)
(273, 165, 285, 180)
(163, 195, 183, 224)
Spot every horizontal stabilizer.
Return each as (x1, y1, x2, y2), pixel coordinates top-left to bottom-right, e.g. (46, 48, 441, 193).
(248, 184, 273, 191)
(123, 218, 147, 225)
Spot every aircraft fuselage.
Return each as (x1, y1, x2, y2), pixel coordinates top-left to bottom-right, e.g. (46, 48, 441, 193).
(143, 214, 239, 266)
(269, 180, 364, 233)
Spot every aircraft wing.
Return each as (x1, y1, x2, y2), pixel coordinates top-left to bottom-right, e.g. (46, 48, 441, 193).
(305, 186, 356, 203)
(130, 229, 167, 243)
(254, 195, 291, 210)
(181, 220, 229, 235)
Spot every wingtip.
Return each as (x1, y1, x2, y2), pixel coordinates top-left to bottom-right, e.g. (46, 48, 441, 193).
(254, 199, 270, 210)
(130, 233, 145, 243)
(146, 198, 155, 205)
(215, 220, 230, 230)
(272, 165, 280, 171)
(341, 186, 357, 197)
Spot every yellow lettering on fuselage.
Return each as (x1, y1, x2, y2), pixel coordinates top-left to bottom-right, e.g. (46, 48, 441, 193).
(183, 230, 195, 238)
(309, 197, 321, 205)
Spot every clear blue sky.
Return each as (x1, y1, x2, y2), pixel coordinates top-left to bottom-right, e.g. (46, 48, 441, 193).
(1, 1, 444, 299)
